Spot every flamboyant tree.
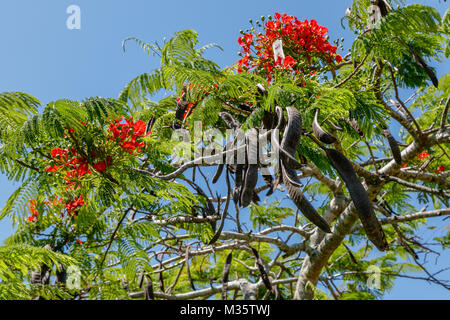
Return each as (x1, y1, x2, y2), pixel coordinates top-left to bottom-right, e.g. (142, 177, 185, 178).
(0, 0, 449, 300)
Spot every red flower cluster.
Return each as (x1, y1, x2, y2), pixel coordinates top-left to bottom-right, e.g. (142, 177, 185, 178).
(65, 195, 85, 217)
(34, 117, 149, 230)
(108, 118, 148, 154)
(237, 12, 342, 82)
(418, 152, 430, 160)
(415, 151, 445, 174)
(46, 147, 94, 188)
(27, 200, 38, 222)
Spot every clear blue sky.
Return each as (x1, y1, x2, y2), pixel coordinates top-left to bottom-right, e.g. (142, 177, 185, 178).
(0, 0, 448, 299)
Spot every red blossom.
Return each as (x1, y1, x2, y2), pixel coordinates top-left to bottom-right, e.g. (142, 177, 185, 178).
(418, 152, 430, 160)
(437, 165, 445, 173)
(93, 161, 107, 172)
(236, 13, 340, 82)
(133, 120, 147, 137)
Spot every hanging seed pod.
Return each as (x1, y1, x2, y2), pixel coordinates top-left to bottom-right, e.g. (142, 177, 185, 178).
(382, 128, 402, 165)
(280, 107, 331, 233)
(327, 119, 344, 132)
(343, 117, 364, 136)
(324, 148, 388, 251)
(241, 129, 259, 208)
(262, 110, 275, 130)
(261, 168, 273, 188)
(55, 265, 67, 285)
(275, 106, 285, 130)
(268, 106, 285, 196)
(280, 107, 304, 169)
(215, 112, 241, 185)
(312, 108, 337, 144)
(221, 252, 233, 300)
(219, 112, 241, 130)
(252, 191, 261, 204)
(212, 164, 224, 184)
(209, 169, 232, 245)
(144, 276, 154, 300)
(173, 100, 190, 129)
(281, 162, 331, 233)
(145, 117, 156, 135)
(250, 247, 273, 292)
(233, 163, 244, 205)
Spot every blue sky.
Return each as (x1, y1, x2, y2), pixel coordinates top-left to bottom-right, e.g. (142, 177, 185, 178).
(0, 0, 449, 299)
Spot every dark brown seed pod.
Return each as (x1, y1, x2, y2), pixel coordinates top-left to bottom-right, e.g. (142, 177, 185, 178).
(209, 169, 232, 245)
(280, 107, 304, 169)
(219, 112, 240, 129)
(233, 163, 244, 205)
(281, 162, 331, 233)
(189, 181, 217, 232)
(261, 169, 273, 189)
(144, 276, 154, 300)
(281, 107, 302, 155)
(324, 148, 388, 251)
(55, 264, 67, 284)
(212, 164, 224, 184)
(145, 117, 156, 135)
(276, 106, 331, 232)
(241, 129, 259, 208)
(173, 100, 190, 129)
(250, 247, 273, 292)
(312, 108, 337, 144)
(327, 119, 343, 132)
(221, 252, 233, 300)
(343, 117, 364, 136)
(275, 106, 285, 131)
(262, 110, 275, 130)
(382, 128, 402, 165)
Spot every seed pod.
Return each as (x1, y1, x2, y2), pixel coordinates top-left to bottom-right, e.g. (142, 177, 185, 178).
(251, 247, 273, 292)
(212, 164, 224, 184)
(312, 108, 337, 144)
(262, 110, 275, 130)
(280, 107, 331, 232)
(219, 112, 240, 129)
(382, 128, 402, 165)
(280, 107, 304, 169)
(252, 191, 261, 204)
(326, 119, 343, 132)
(324, 148, 388, 251)
(221, 252, 233, 300)
(261, 169, 273, 188)
(281, 107, 302, 155)
(173, 100, 190, 129)
(145, 117, 156, 135)
(343, 117, 364, 136)
(241, 129, 259, 208)
(268, 106, 285, 197)
(233, 163, 244, 205)
(209, 169, 232, 245)
(281, 162, 331, 233)
(275, 106, 285, 130)
(144, 276, 154, 300)
(55, 264, 67, 285)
